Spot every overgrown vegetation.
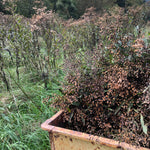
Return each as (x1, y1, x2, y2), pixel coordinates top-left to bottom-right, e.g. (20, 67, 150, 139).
(0, 0, 148, 19)
(0, 4, 64, 149)
(54, 6, 150, 149)
(0, 0, 150, 149)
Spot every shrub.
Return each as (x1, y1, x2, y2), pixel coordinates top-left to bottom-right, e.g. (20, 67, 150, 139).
(55, 6, 150, 148)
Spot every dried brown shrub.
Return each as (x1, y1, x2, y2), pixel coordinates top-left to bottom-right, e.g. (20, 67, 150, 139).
(54, 6, 150, 148)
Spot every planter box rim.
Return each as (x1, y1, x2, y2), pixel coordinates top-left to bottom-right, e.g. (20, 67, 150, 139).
(41, 110, 149, 150)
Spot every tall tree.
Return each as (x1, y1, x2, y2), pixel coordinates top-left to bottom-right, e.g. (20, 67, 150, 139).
(16, 0, 35, 18)
(0, 0, 11, 14)
(75, 0, 115, 17)
(0, 0, 3, 12)
(55, 0, 77, 19)
(43, 0, 56, 10)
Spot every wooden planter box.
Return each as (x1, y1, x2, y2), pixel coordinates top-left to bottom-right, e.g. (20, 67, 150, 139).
(41, 110, 149, 150)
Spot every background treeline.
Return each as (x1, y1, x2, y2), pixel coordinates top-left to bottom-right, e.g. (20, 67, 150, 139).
(0, 0, 147, 19)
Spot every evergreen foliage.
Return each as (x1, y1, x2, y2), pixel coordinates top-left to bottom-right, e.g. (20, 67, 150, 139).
(55, 0, 77, 18)
(0, 0, 147, 19)
(16, 0, 35, 18)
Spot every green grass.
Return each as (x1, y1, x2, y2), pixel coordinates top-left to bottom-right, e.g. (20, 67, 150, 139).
(0, 67, 63, 150)
(145, 23, 150, 37)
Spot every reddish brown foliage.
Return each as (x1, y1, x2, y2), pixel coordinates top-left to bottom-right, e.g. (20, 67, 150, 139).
(54, 6, 150, 148)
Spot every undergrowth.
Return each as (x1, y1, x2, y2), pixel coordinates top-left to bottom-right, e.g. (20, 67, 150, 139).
(0, 67, 63, 150)
(0, 11, 64, 148)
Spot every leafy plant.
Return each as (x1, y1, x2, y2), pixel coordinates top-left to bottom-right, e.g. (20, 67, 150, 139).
(140, 114, 148, 135)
